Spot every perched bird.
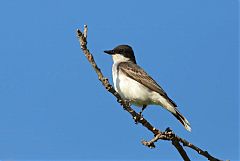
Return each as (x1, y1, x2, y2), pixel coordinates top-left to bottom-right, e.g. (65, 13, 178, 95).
(104, 45, 191, 131)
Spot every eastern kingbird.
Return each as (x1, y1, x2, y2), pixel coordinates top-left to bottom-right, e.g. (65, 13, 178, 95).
(104, 45, 191, 131)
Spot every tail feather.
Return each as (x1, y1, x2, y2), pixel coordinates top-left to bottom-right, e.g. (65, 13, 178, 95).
(156, 95, 191, 131)
(173, 109, 191, 132)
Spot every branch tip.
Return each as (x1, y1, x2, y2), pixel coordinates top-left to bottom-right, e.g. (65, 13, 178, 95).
(76, 29, 82, 37)
(83, 25, 88, 38)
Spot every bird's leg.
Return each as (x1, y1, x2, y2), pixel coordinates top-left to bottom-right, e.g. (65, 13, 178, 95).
(139, 105, 147, 117)
(135, 105, 147, 124)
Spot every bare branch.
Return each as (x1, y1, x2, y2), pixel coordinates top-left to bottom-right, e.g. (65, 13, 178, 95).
(172, 138, 190, 161)
(76, 25, 223, 161)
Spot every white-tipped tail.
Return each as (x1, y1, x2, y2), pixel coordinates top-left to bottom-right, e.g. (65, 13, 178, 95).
(158, 97, 191, 131)
(155, 93, 191, 131)
(173, 109, 191, 132)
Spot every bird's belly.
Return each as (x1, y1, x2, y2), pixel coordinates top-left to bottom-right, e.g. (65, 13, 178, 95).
(113, 73, 152, 106)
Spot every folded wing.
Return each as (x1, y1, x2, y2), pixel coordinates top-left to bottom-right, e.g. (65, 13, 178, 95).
(118, 62, 177, 107)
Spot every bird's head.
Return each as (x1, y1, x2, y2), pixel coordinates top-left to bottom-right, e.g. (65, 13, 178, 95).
(104, 45, 136, 64)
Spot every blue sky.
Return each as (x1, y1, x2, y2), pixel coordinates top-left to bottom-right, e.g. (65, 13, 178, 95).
(0, 0, 238, 160)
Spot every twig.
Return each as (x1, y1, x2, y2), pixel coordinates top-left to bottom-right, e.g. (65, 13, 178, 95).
(76, 25, 223, 161)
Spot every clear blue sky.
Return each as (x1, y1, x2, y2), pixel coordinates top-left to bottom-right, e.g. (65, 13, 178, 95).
(0, 0, 238, 160)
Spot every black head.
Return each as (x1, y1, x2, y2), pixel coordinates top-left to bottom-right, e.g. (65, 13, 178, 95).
(104, 45, 136, 64)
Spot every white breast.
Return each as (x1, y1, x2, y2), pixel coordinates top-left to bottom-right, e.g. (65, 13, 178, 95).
(112, 62, 154, 107)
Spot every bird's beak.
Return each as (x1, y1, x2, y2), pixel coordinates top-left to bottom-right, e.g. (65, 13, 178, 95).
(104, 50, 114, 55)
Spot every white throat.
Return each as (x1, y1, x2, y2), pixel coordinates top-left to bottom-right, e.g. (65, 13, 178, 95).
(112, 54, 130, 63)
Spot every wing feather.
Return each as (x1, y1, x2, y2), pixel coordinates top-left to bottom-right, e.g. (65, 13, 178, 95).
(118, 62, 177, 107)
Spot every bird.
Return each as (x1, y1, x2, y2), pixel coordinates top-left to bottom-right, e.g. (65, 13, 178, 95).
(104, 45, 191, 132)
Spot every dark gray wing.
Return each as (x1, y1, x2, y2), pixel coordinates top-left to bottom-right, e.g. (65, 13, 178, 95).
(118, 62, 177, 107)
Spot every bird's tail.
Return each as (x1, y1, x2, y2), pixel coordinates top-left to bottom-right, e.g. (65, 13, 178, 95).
(161, 102, 191, 131)
(172, 108, 191, 132)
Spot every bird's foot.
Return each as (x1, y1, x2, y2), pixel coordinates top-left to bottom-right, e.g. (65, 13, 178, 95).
(138, 111, 144, 118)
(133, 115, 140, 124)
(134, 105, 147, 124)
